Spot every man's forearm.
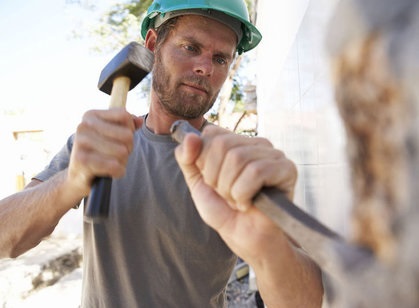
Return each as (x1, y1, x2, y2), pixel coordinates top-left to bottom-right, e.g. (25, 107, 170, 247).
(0, 170, 84, 258)
(251, 240, 323, 308)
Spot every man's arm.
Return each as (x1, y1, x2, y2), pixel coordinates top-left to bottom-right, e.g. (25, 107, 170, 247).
(174, 125, 323, 307)
(0, 173, 85, 258)
(249, 233, 323, 307)
(0, 109, 143, 259)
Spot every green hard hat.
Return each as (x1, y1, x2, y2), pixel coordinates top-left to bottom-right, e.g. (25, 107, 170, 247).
(141, 0, 262, 54)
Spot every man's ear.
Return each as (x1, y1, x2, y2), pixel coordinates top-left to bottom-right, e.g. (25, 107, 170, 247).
(145, 29, 158, 51)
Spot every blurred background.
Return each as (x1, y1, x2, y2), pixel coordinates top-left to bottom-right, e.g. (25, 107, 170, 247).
(0, 0, 351, 306)
(257, 0, 351, 233)
(0, 0, 350, 233)
(0, 0, 150, 237)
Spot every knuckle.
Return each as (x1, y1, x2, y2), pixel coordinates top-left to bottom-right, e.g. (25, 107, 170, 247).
(116, 145, 131, 161)
(247, 161, 265, 179)
(216, 184, 232, 202)
(72, 150, 89, 167)
(98, 159, 121, 178)
(122, 130, 135, 146)
(211, 134, 230, 153)
(288, 160, 298, 182)
(82, 109, 98, 121)
(76, 120, 89, 133)
(111, 162, 127, 179)
(203, 174, 217, 188)
(225, 147, 246, 166)
(74, 134, 90, 148)
(254, 136, 274, 147)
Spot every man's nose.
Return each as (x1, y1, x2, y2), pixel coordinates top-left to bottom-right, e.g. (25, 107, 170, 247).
(193, 55, 214, 77)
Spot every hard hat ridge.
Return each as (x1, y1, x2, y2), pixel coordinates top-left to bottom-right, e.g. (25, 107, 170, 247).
(141, 0, 262, 54)
(152, 9, 244, 44)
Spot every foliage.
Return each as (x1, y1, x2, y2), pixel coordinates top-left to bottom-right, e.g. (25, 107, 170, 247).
(231, 78, 244, 108)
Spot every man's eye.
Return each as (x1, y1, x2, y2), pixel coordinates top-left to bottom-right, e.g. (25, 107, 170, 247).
(215, 57, 227, 65)
(184, 45, 197, 52)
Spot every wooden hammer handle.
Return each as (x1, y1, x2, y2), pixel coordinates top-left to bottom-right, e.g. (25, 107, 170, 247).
(85, 76, 131, 221)
(109, 76, 130, 108)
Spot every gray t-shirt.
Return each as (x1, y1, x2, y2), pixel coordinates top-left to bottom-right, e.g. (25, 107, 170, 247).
(35, 121, 237, 307)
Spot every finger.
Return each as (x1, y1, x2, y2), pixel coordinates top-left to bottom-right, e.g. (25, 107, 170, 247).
(216, 145, 286, 207)
(72, 109, 139, 179)
(197, 126, 230, 187)
(175, 133, 236, 230)
(80, 110, 136, 156)
(83, 109, 136, 141)
(76, 124, 132, 167)
(174, 133, 203, 189)
(231, 156, 298, 210)
(86, 108, 137, 127)
(72, 132, 130, 178)
(198, 129, 274, 203)
(187, 177, 237, 231)
(198, 127, 271, 188)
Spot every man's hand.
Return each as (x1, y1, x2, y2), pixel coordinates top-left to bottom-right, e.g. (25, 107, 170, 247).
(68, 108, 143, 197)
(174, 125, 298, 261)
(175, 125, 323, 307)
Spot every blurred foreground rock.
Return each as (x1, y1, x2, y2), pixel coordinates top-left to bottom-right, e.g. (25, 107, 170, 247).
(321, 0, 419, 306)
(0, 235, 82, 307)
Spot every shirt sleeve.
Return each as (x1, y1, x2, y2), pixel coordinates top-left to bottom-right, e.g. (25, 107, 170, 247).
(33, 134, 74, 182)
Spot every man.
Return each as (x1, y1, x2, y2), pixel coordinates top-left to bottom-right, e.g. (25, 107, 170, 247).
(0, 0, 323, 307)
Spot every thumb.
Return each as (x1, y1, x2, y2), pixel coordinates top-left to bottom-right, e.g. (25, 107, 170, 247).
(175, 133, 234, 231)
(174, 133, 203, 188)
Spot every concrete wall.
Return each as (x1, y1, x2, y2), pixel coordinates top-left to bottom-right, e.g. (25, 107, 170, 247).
(256, 0, 351, 234)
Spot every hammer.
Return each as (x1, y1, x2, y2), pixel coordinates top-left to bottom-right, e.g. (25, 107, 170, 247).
(85, 42, 154, 221)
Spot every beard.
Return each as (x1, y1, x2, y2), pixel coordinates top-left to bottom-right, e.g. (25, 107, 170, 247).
(152, 51, 219, 119)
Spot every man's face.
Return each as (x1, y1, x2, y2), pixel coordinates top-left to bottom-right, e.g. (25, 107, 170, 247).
(152, 15, 237, 119)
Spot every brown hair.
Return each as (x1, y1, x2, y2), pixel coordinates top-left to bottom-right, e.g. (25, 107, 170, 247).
(154, 17, 179, 52)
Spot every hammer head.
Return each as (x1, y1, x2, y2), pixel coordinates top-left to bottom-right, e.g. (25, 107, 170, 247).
(98, 41, 154, 95)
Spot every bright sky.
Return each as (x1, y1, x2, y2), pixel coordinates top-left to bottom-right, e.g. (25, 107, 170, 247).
(0, 0, 146, 198)
(0, 1, 103, 115)
(0, 0, 147, 129)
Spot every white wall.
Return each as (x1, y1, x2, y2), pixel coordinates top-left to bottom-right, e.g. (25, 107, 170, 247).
(256, 0, 351, 234)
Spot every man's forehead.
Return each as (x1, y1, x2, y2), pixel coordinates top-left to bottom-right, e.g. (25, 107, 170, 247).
(173, 15, 237, 55)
